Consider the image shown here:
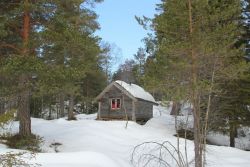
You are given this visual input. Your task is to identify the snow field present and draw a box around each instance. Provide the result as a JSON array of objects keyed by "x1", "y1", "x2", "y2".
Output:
[{"x1": 0, "y1": 105, "x2": 249, "y2": 167}]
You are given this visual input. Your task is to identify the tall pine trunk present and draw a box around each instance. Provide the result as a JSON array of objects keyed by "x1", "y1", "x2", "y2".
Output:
[
  {"x1": 18, "y1": 75, "x2": 31, "y2": 136},
  {"x1": 188, "y1": 0, "x2": 203, "y2": 166},
  {"x1": 18, "y1": 0, "x2": 31, "y2": 137},
  {"x1": 22, "y1": 0, "x2": 30, "y2": 55}
]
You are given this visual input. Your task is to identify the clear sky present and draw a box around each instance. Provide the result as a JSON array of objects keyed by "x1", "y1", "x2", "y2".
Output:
[{"x1": 94, "y1": 0, "x2": 160, "y2": 71}]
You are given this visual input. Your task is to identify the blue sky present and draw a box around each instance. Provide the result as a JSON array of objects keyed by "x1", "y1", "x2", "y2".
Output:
[{"x1": 94, "y1": 0, "x2": 160, "y2": 71}]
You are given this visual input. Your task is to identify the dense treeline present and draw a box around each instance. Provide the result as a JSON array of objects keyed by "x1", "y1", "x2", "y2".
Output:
[
  {"x1": 0, "y1": 0, "x2": 108, "y2": 136},
  {"x1": 1, "y1": 0, "x2": 250, "y2": 166}
]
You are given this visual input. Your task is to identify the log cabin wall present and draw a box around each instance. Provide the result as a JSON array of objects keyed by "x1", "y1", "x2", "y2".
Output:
[
  {"x1": 135, "y1": 100, "x2": 153, "y2": 121},
  {"x1": 99, "y1": 85, "x2": 133, "y2": 120}
]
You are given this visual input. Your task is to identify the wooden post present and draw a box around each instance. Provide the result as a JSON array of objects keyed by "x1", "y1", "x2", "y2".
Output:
[
  {"x1": 98, "y1": 101, "x2": 101, "y2": 120},
  {"x1": 132, "y1": 101, "x2": 136, "y2": 122}
]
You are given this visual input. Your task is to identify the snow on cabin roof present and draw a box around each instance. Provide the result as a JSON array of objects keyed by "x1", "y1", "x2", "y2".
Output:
[{"x1": 115, "y1": 80, "x2": 156, "y2": 103}]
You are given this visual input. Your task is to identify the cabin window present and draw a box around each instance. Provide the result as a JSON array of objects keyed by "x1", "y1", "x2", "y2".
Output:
[{"x1": 111, "y1": 98, "x2": 121, "y2": 110}]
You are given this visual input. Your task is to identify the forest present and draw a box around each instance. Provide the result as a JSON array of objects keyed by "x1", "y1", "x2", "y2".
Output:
[{"x1": 0, "y1": 0, "x2": 250, "y2": 167}]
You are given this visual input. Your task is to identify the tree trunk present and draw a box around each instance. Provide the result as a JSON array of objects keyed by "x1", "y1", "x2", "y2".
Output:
[
  {"x1": 41, "y1": 96, "x2": 44, "y2": 113},
  {"x1": 18, "y1": 75, "x2": 31, "y2": 137},
  {"x1": 68, "y1": 94, "x2": 75, "y2": 120},
  {"x1": 59, "y1": 92, "x2": 65, "y2": 117},
  {"x1": 22, "y1": 0, "x2": 30, "y2": 55},
  {"x1": 188, "y1": 0, "x2": 203, "y2": 166},
  {"x1": 56, "y1": 101, "x2": 59, "y2": 119},
  {"x1": 229, "y1": 123, "x2": 236, "y2": 147},
  {"x1": 203, "y1": 60, "x2": 216, "y2": 167},
  {"x1": 48, "y1": 103, "x2": 52, "y2": 120},
  {"x1": 193, "y1": 102, "x2": 202, "y2": 167},
  {"x1": 17, "y1": 0, "x2": 32, "y2": 137},
  {"x1": 0, "y1": 99, "x2": 5, "y2": 114},
  {"x1": 170, "y1": 101, "x2": 181, "y2": 115}
]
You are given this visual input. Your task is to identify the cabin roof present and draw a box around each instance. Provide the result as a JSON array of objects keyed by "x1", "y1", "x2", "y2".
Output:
[
  {"x1": 95, "y1": 80, "x2": 157, "y2": 104},
  {"x1": 115, "y1": 80, "x2": 156, "y2": 103}
]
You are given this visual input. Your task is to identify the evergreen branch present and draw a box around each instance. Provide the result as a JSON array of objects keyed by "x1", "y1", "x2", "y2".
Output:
[{"x1": 0, "y1": 43, "x2": 21, "y2": 53}]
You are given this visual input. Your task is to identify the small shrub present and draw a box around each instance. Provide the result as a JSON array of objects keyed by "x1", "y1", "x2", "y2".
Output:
[
  {"x1": 0, "y1": 109, "x2": 15, "y2": 129},
  {"x1": 238, "y1": 129, "x2": 246, "y2": 137},
  {"x1": 2, "y1": 134, "x2": 43, "y2": 152},
  {"x1": 131, "y1": 141, "x2": 190, "y2": 167},
  {"x1": 49, "y1": 142, "x2": 62, "y2": 153},
  {"x1": 0, "y1": 152, "x2": 40, "y2": 167},
  {"x1": 67, "y1": 116, "x2": 77, "y2": 121}
]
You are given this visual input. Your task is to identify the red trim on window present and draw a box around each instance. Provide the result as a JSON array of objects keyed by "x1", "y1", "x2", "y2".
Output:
[{"x1": 111, "y1": 98, "x2": 121, "y2": 110}]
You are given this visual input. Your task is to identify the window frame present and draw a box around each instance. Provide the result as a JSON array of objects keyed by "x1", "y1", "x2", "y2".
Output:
[{"x1": 110, "y1": 98, "x2": 121, "y2": 110}]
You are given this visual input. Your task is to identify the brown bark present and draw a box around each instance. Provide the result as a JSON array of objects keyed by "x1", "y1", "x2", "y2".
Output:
[
  {"x1": 188, "y1": 0, "x2": 203, "y2": 166},
  {"x1": 59, "y1": 92, "x2": 65, "y2": 117},
  {"x1": 170, "y1": 101, "x2": 181, "y2": 115},
  {"x1": 203, "y1": 60, "x2": 216, "y2": 166},
  {"x1": 17, "y1": 0, "x2": 32, "y2": 137},
  {"x1": 68, "y1": 94, "x2": 75, "y2": 120},
  {"x1": 193, "y1": 103, "x2": 202, "y2": 167},
  {"x1": 22, "y1": 0, "x2": 30, "y2": 56},
  {"x1": 18, "y1": 75, "x2": 31, "y2": 137},
  {"x1": 229, "y1": 123, "x2": 236, "y2": 147}
]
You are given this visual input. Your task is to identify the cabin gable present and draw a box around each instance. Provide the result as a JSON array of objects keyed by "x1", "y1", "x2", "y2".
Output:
[
  {"x1": 96, "y1": 81, "x2": 157, "y2": 122},
  {"x1": 98, "y1": 85, "x2": 134, "y2": 120}
]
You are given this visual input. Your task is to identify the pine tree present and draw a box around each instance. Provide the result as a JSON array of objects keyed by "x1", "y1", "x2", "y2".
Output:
[
  {"x1": 141, "y1": 0, "x2": 243, "y2": 166},
  {"x1": 212, "y1": 72, "x2": 250, "y2": 147},
  {"x1": 0, "y1": 0, "x2": 54, "y2": 137},
  {"x1": 41, "y1": 0, "x2": 103, "y2": 120},
  {"x1": 133, "y1": 47, "x2": 146, "y2": 85},
  {"x1": 241, "y1": 0, "x2": 250, "y2": 58},
  {"x1": 209, "y1": 0, "x2": 250, "y2": 147},
  {"x1": 112, "y1": 59, "x2": 136, "y2": 83},
  {"x1": 0, "y1": 0, "x2": 104, "y2": 133}
]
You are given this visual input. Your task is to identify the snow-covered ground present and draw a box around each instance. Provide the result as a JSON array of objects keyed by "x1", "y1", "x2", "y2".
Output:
[
  {"x1": 207, "y1": 130, "x2": 250, "y2": 151},
  {"x1": 1, "y1": 105, "x2": 250, "y2": 167}
]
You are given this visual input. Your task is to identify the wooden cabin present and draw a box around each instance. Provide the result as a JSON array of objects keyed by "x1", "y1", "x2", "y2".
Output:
[{"x1": 95, "y1": 80, "x2": 158, "y2": 122}]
